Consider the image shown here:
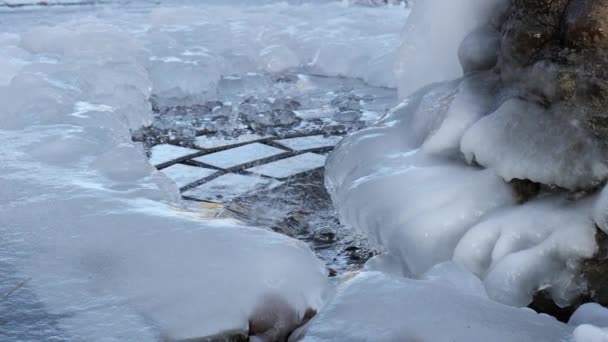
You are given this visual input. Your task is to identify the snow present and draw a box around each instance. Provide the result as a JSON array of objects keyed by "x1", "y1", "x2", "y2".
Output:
[{"x1": 295, "y1": 269, "x2": 572, "y2": 342}]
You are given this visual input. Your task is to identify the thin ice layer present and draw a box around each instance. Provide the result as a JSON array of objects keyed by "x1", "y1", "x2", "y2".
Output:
[{"x1": 461, "y1": 99, "x2": 608, "y2": 190}]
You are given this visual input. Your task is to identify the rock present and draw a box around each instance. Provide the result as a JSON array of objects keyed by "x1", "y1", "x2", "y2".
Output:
[
  {"x1": 458, "y1": 25, "x2": 500, "y2": 74},
  {"x1": 249, "y1": 293, "x2": 316, "y2": 342},
  {"x1": 565, "y1": 0, "x2": 608, "y2": 49}
]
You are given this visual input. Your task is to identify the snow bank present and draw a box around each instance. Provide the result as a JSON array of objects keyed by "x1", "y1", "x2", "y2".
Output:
[
  {"x1": 0, "y1": 14, "x2": 331, "y2": 340},
  {"x1": 294, "y1": 268, "x2": 572, "y2": 342}
]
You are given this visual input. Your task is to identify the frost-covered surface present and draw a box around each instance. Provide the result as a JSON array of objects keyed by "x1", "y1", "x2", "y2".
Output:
[{"x1": 295, "y1": 267, "x2": 573, "y2": 342}]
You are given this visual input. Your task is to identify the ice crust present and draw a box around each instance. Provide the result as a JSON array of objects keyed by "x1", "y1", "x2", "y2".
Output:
[
  {"x1": 0, "y1": 11, "x2": 343, "y2": 340},
  {"x1": 461, "y1": 99, "x2": 608, "y2": 190},
  {"x1": 326, "y1": 76, "x2": 601, "y2": 307}
]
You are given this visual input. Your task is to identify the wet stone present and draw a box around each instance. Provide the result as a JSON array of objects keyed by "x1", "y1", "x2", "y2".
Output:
[
  {"x1": 149, "y1": 144, "x2": 200, "y2": 167},
  {"x1": 193, "y1": 143, "x2": 284, "y2": 169},
  {"x1": 334, "y1": 110, "x2": 362, "y2": 123},
  {"x1": 565, "y1": 0, "x2": 608, "y2": 49}
]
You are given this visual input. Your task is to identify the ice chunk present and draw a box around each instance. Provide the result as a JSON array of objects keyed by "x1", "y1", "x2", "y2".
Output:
[
  {"x1": 295, "y1": 271, "x2": 571, "y2": 342},
  {"x1": 247, "y1": 153, "x2": 327, "y2": 179},
  {"x1": 570, "y1": 303, "x2": 608, "y2": 328},
  {"x1": 193, "y1": 143, "x2": 285, "y2": 169},
  {"x1": 461, "y1": 99, "x2": 608, "y2": 190}
]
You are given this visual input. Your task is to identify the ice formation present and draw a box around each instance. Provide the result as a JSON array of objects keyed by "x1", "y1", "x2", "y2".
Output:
[
  {"x1": 326, "y1": 54, "x2": 603, "y2": 308},
  {"x1": 395, "y1": 0, "x2": 505, "y2": 97},
  {"x1": 3, "y1": 4, "x2": 413, "y2": 338},
  {"x1": 294, "y1": 267, "x2": 573, "y2": 342},
  {"x1": 461, "y1": 99, "x2": 608, "y2": 190}
]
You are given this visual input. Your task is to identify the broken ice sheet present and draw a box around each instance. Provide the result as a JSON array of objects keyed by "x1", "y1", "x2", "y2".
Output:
[
  {"x1": 149, "y1": 144, "x2": 200, "y2": 166},
  {"x1": 193, "y1": 143, "x2": 285, "y2": 169},
  {"x1": 247, "y1": 153, "x2": 326, "y2": 179},
  {"x1": 159, "y1": 164, "x2": 217, "y2": 188},
  {"x1": 194, "y1": 133, "x2": 265, "y2": 149},
  {"x1": 276, "y1": 135, "x2": 342, "y2": 151},
  {"x1": 182, "y1": 173, "x2": 283, "y2": 202}
]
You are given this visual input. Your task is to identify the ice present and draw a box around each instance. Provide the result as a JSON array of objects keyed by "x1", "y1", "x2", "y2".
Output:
[
  {"x1": 573, "y1": 325, "x2": 608, "y2": 342},
  {"x1": 182, "y1": 173, "x2": 283, "y2": 202},
  {"x1": 325, "y1": 77, "x2": 600, "y2": 306},
  {"x1": 159, "y1": 163, "x2": 217, "y2": 188},
  {"x1": 570, "y1": 303, "x2": 608, "y2": 328},
  {"x1": 295, "y1": 270, "x2": 571, "y2": 342},
  {"x1": 0, "y1": 14, "x2": 329, "y2": 340},
  {"x1": 247, "y1": 153, "x2": 327, "y2": 179},
  {"x1": 395, "y1": 0, "x2": 504, "y2": 98},
  {"x1": 454, "y1": 196, "x2": 597, "y2": 307},
  {"x1": 149, "y1": 143, "x2": 200, "y2": 166},
  {"x1": 193, "y1": 142, "x2": 285, "y2": 169},
  {"x1": 276, "y1": 135, "x2": 343, "y2": 151},
  {"x1": 461, "y1": 99, "x2": 608, "y2": 190}
]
